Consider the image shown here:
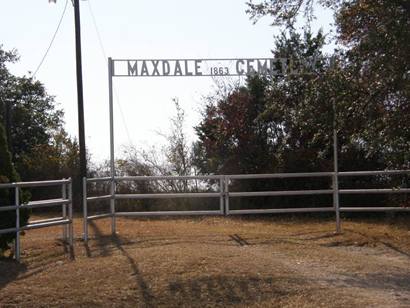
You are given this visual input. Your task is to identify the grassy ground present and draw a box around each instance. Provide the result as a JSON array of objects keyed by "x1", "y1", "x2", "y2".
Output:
[{"x1": 1, "y1": 215, "x2": 410, "y2": 307}]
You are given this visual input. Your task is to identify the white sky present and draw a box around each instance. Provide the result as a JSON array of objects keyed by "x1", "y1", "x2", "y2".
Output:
[{"x1": 1, "y1": 0, "x2": 334, "y2": 163}]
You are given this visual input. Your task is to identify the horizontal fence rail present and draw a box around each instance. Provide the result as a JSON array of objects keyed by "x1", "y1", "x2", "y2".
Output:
[
  {"x1": 0, "y1": 178, "x2": 71, "y2": 189},
  {"x1": 226, "y1": 172, "x2": 335, "y2": 179},
  {"x1": 115, "y1": 192, "x2": 221, "y2": 199},
  {"x1": 227, "y1": 207, "x2": 335, "y2": 215},
  {"x1": 82, "y1": 170, "x2": 410, "y2": 241},
  {"x1": 83, "y1": 175, "x2": 225, "y2": 241},
  {"x1": 0, "y1": 178, "x2": 73, "y2": 261},
  {"x1": 224, "y1": 173, "x2": 336, "y2": 217}
]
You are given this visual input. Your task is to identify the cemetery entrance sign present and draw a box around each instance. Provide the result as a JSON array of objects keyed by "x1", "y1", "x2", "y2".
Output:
[
  {"x1": 107, "y1": 56, "x2": 320, "y2": 177},
  {"x1": 111, "y1": 57, "x2": 317, "y2": 77}
]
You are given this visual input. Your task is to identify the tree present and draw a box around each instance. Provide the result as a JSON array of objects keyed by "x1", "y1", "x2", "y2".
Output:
[
  {"x1": 194, "y1": 76, "x2": 273, "y2": 175},
  {"x1": 336, "y1": 0, "x2": 410, "y2": 167},
  {"x1": 123, "y1": 99, "x2": 195, "y2": 193},
  {"x1": 246, "y1": 0, "x2": 410, "y2": 168},
  {"x1": 18, "y1": 129, "x2": 79, "y2": 181},
  {"x1": 194, "y1": 30, "x2": 336, "y2": 175},
  {"x1": 0, "y1": 45, "x2": 82, "y2": 205},
  {"x1": 193, "y1": 28, "x2": 392, "y2": 209},
  {"x1": 246, "y1": 0, "x2": 342, "y2": 27},
  {"x1": 0, "y1": 45, "x2": 71, "y2": 177},
  {"x1": 166, "y1": 99, "x2": 191, "y2": 179},
  {"x1": 0, "y1": 121, "x2": 29, "y2": 253}
]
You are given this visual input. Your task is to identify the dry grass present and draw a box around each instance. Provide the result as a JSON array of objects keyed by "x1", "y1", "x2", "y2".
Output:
[{"x1": 1, "y1": 215, "x2": 410, "y2": 307}]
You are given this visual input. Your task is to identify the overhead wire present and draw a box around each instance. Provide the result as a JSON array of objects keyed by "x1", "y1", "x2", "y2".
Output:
[
  {"x1": 33, "y1": 0, "x2": 69, "y2": 77},
  {"x1": 86, "y1": 0, "x2": 134, "y2": 147}
]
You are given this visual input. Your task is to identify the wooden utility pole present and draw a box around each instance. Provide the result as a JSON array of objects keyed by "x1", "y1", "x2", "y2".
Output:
[{"x1": 73, "y1": 0, "x2": 87, "y2": 198}]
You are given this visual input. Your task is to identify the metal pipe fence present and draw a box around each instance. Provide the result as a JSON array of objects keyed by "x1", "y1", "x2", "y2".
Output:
[
  {"x1": 0, "y1": 178, "x2": 73, "y2": 261},
  {"x1": 82, "y1": 170, "x2": 410, "y2": 241},
  {"x1": 2, "y1": 171, "x2": 406, "y2": 261},
  {"x1": 83, "y1": 175, "x2": 224, "y2": 241}
]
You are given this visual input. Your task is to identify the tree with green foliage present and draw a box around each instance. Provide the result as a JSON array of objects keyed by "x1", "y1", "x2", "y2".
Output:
[
  {"x1": 0, "y1": 121, "x2": 29, "y2": 253},
  {"x1": 0, "y1": 45, "x2": 82, "y2": 206},
  {"x1": 246, "y1": 0, "x2": 410, "y2": 168},
  {"x1": 336, "y1": 0, "x2": 410, "y2": 167},
  {"x1": 193, "y1": 28, "x2": 395, "y2": 209},
  {"x1": 0, "y1": 46, "x2": 67, "y2": 177}
]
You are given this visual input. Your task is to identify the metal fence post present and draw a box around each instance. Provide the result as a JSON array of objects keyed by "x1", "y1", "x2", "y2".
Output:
[
  {"x1": 62, "y1": 180, "x2": 68, "y2": 242},
  {"x1": 15, "y1": 186, "x2": 20, "y2": 262},
  {"x1": 333, "y1": 121, "x2": 341, "y2": 233},
  {"x1": 83, "y1": 177, "x2": 88, "y2": 241},
  {"x1": 219, "y1": 177, "x2": 224, "y2": 215},
  {"x1": 68, "y1": 179, "x2": 74, "y2": 246},
  {"x1": 333, "y1": 172, "x2": 341, "y2": 233},
  {"x1": 108, "y1": 57, "x2": 116, "y2": 236},
  {"x1": 224, "y1": 176, "x2": 230, "y2": 215},
  {"x1": 110, "y1": 178, "x2": 116, "y2": 235},
  {"x1": 332, "y1": 99, "x2": 341, "y2": 233}
]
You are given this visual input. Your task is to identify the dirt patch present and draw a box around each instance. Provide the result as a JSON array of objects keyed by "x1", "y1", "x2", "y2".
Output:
[{"x1": 1, "y1": 216, "x2": 410, "y2": 307}]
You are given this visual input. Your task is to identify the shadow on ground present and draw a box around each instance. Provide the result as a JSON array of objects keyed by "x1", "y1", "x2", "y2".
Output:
[
  {"x1": 85, "y1": 221, "x2": 300, "y2": 306},
  {"x1": 0, "y1": 258, "x2": 27, "y2": 290},
  {"x1": 165, "y1": 275, "x2": 293, "y2": 307},
  {"x1": 0, "y1": 239, "x2": 74, "y2": 290}
]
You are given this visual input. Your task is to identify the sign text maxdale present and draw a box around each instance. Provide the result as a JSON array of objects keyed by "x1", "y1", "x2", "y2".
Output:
[{"x1": 111, "y1": 58, "x2": 317, "y2": 77}]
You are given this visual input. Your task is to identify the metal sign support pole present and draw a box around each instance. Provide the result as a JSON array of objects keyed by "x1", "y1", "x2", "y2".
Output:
[{"x1": 108, "y1": 57, "x2": 116, "y2": 234}]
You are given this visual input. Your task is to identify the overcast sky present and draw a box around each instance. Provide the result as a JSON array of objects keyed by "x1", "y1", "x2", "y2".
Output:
[{"x1": 1, "y1": 0, "x2": 334, "y2": 163}]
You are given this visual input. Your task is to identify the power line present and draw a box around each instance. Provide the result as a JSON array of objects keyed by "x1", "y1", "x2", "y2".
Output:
[
  {"x1": 87, "y1": 0, "x2": 134, "y2": 147},
  {"x1": 33, "y1": 0, "x2": 69, "y2": 77}
]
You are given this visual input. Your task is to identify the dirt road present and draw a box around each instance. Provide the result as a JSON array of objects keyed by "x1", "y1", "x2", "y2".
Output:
[{"x1": 1, "y1": 216, "x2": 410, "y2": 307}]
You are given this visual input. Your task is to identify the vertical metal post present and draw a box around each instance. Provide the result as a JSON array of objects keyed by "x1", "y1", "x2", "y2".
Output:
[
  {"x1": 83, "y1": 177, "x2": 88, "y2": 241},
  {"x1": 108, "y1": 57, "x2": 116, "y2": 235},
  {"x1": 68, "y1": 179, "x2": 74, "y2": 246},
  {"x1": 14, "y1": 186, "x2": 20, "y2": 262},
  {"x1": 219, "y1": 177, "x2": 224, "y2": 215},
  {"x1": 333, "y1": 101, "x2": 341, "y2": 233},
  {"x1": 62, "y1": 181, "x2": 67, "y2": 242},
  {"x1": 110, "y1": 179, "x2": 116, "y2": 235},
  {"x1": 108, "y1": 58, "x2": 115, "y2": 180},
  {"x1": 224, "y1": 176, "x2": 230, "y2": 215}
]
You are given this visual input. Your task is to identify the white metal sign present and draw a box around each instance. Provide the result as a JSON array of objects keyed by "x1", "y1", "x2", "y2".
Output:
[{"x1": 112, "y1": 57, "x2": 318, "y2": 77}]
